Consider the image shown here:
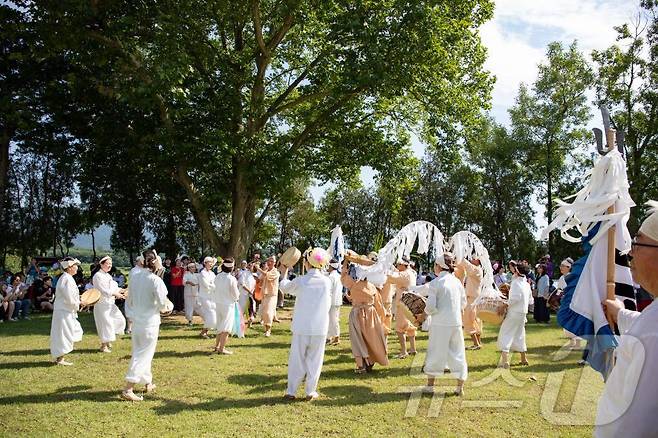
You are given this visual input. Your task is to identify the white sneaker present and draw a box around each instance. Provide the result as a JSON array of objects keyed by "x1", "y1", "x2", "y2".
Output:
[{"x1": 56, "y1": 359, "x2": 73, "y2": 366}]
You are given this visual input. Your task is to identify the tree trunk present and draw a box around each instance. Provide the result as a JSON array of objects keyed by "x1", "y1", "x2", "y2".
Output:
[
  {"x1": 174, "y1": 165, "x2": 225, "y2": 255},
  {"x1": 227, "y1": 161, "x2": 256, "y2": 259},
  {"x1": 546, "y1": 141, "x2": 553, "y2": 257},
  {"x1": 91, "y1": 229, "x2": 97, "y2": 259},
  {"x1": 0, "y1": 126, "x2": 12, "y2": 214}
]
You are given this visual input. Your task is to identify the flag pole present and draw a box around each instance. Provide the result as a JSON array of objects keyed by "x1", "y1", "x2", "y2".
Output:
[{"x1": 604, "y1": 127, "x2": 617, "y2": 329}]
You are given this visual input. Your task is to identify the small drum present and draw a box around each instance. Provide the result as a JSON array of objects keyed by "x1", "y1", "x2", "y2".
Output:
[
  {"x1": 400, "y1": 292, "x2": 427, "y2": 325},
  {"x1": 160, "y1": 298, "x2": 174, "y2": 316},
  {"x1": 280, "y1": 247, "x2": 301, "y2": 267},
  {"x1": 476, "y1": 296, "x2": 506, "y2": 324},
  {"x1": 80, "y1": 288, "x2": 101, "y2": 307},
  {"x1": 344, "y1": 253, "x2": 375, "y2": 266}
]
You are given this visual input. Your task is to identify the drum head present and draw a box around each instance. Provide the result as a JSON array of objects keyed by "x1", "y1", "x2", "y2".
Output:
[
  {"x1": 80, "y1": 288, "x2": 101, "y2": 306},
  {"x1": 280, "y1": 247, "x2": 301, "y2": 267}
]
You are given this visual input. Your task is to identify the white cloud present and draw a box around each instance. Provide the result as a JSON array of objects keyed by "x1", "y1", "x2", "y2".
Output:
[{"x1": 482, "y1": 0, "x2": 641, "y2": 124}]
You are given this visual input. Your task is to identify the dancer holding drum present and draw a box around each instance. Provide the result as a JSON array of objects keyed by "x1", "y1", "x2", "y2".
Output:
[
  {"x1": 497, "y1": 261, "x2": 532, "y2": 368},
  {"x1": 92, "y1": 256, "x2": 126, "y2": 353},
  {"x1": 50, "y1": 257, "x2": 84, "y2": 366},
  {"x1": 122, "y1": 250, "x2": 168, "y2": 401},
  {"x1": 341, "y1": 259, "x2": 389, "y2": 374},
  {"x1": 422, "y1": 252, "x2": 468, "y2": 395}
]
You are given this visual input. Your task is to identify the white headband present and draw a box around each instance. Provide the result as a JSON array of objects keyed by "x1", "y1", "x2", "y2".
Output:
[
  {"x1": 639, "y1": 201, "x2": 658, "y2": 243},
  {"x1": 99, "y1": 256, "x2": 111, "y2": 265}
]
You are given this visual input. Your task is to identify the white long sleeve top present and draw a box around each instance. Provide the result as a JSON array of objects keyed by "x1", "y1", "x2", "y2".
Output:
[
  {"x1": 423, "y1": 271, "x2": 466, "y2": 327},
  {"x1": 507, "y1": 276, "x2": 533, "y2": 315},
  {"x1": 328, "y1": 270, "x2": 343, "y2": 307},
  {"x1": 53, "y1": 272, "x2": 80, "y2": 313},
  {"x1": 125, "y1": 269, "x2": 168, "y2": 328},
  {"x1": 198, "y1": 269, "x2": 215, "y2": 296},
  {"x1": 595, "y1": 300, "x2": 658, "y2": 437},
  {"x1": 238, "y1": 269, "x2": 255, "y2": 296},
  {"x1": 214, "y1": 272, "x2": 240, "y2": 306},
  {"x1": 92, "y1": 270, "x2": 119, "y2": 305},
  {"x1": 183, "y1": 272, "x2": 199, "y2": 296},
  {"x1": 280, "y1": 268, "x2": 332, "y2": 336}
]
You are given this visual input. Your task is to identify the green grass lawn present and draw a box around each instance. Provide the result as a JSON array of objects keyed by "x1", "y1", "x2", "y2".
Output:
[{"x1": 0, "y1": 307, "x2": 601, "y2": 437}]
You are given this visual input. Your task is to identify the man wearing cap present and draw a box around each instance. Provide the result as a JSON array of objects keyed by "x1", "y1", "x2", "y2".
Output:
[
  {"x1": 50, "y1": 257, "x2": 84, "y2": 366},
  {"x1": 257, "y1": 256, "x2": 280, "y2": 337},
  {"x1": 595, "y1": 202, "x2": 658, "y2": 437},
  {"x1": 386, "y1": 256, "x2": 417, "y2": 359},
  {"x1": 197, "y1": 257, "x2": 217, "y2": 339},
  {"x1": 280, "y1": 248, "x2": 332, "y2": 400},
  {"x1": 326, "y1": 259, "x2": 343, "y2": 346},
  {"x1": 422, "y1": 252, "x2": 468, "y2": 395}
]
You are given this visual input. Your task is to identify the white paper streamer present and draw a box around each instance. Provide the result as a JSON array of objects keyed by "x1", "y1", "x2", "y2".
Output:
[{"x1": 541, "y1": 150, "x2": 634, "y2": 251}]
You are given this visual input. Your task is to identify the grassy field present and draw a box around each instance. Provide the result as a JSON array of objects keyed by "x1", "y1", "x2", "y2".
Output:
[{"x1": 0, "y1": 307, "x2": 601, "y2": 437}]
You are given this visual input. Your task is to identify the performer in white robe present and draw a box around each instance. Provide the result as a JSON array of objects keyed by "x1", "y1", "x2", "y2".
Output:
[
  {"x1": 197, "y1": 256, "x2": 217, "y2": 339},
  {"x1": 237, "y1": 261, "x2": 256, "y2": 326},
  {"x1": 92, "y1": 256, "x2": 126, "y2": 353},
  {"x1": 50, "y1": 257, "x2": 84, "y2": 365},
  {"x1": 497, "y1": 262, "x2": 533, "y2": 368},
  {"x1": 421, "y1": 252, "x2": 467, "y2": 395},
  {"x1": 280, "y1": 248, "x2": 332, "y2": 401},
  {"x1": 183, "y1": 262, "x2": 201, "y2": 325},
  {"x1": 213, "y1": 258, "x2": 241, "y2": 354},
  {"x1": 326, "y1": 259, "x2": 343, "y2": 345},
  {"x1": 122, "y1": 250, "x2": 168, "y2": 401},
  {"x1": 595, "y1": 202, "x2": 658, "y2": 437},
  {"x1": 126, "y1": 256, "x2": 144, "y2": 334}
]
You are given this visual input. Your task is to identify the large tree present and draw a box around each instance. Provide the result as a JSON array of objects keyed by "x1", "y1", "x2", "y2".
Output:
[
  {"x1": 20, "y1": 0, "x2": 494, "y2": 258},
  {"x1": 592, "y1": 9, "x2": 658, "y2": 232},
  {"x1": 509, "y1": 41, "x2": 594, "y2": 256}
]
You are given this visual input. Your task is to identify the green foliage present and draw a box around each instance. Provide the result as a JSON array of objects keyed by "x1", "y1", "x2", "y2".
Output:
[
  {"x1": 509, "y1": 41, "x2": 594, "y2": 255},
  {"x1": 3, "y1": 0, "x2": 495, "y2": 258},
  {"x1": 592, "y1": 10, "x2": 658, "y2": 232}
]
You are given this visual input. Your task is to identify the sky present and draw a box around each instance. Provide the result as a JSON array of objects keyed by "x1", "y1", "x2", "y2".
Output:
[{"x1": 75, "y1": 0, "x2": 643, "y2": 249}]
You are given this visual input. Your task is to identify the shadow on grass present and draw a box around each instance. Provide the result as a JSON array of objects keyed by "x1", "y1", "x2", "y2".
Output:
[
  {"x1": 1, "y1": 348, "x2": 101, "y2": 357},
  {"x1": 153, "y1": 384, "x2": 407, "y2": 415},
  {"x1": 0, "y1": 388, "x2": 122, "y2": 405},
  {"x1": 0, "y1": 361, "x2": 55, "y2": 370}
]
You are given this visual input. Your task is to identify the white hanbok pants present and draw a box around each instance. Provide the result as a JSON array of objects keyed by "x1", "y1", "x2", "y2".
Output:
[
  {"x1": 287, "y1": 334, "x2": 326, "y2": 396},
  {"x1": 424, "y1": 325, "x2": 468, "y2": 381},
  {"x1": 125, "y1": 324, "x2": 159, "y2": 385},
  {"x1": 327, "y1": 305, "x2": 341, "y2": 338},
  {"x1": 184, "y1": 292, "x2": 202, "y2": 322},
  {"x1": 94, "y1": 302, "x2": 126, "y2": 343},
  {"x1": 497, "y1": 311, "x2": 527, "y2": 353},
  {"x1": 50, "y1": 310, "x2": 83, "y2": 359},
  {"x1": 198, "y1": 294, "x2": 216, "y2": 329}
]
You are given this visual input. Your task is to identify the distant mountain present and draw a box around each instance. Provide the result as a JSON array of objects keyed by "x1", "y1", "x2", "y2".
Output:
[{"x1": 73, "y1": 224, "x2": 112, "y2": 250}]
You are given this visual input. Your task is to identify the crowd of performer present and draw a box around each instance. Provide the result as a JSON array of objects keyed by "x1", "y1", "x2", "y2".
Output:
[{"x1": 40, "y1": 204, "x2": 658, "y2": 435}]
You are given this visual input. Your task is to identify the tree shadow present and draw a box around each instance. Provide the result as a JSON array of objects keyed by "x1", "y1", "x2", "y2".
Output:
[
  {"x1": 0, "y1": 347, "x2": 102, "y2": 357},
  {"x1": 152, "y1": 384, "x2": 407, "y2": 415},
  {"x1": 0, "y1": 385, "x2": 122, "y2": 405},
  {"x1": 0, "y1": 361, "x2": 55, "y2": 370}
]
